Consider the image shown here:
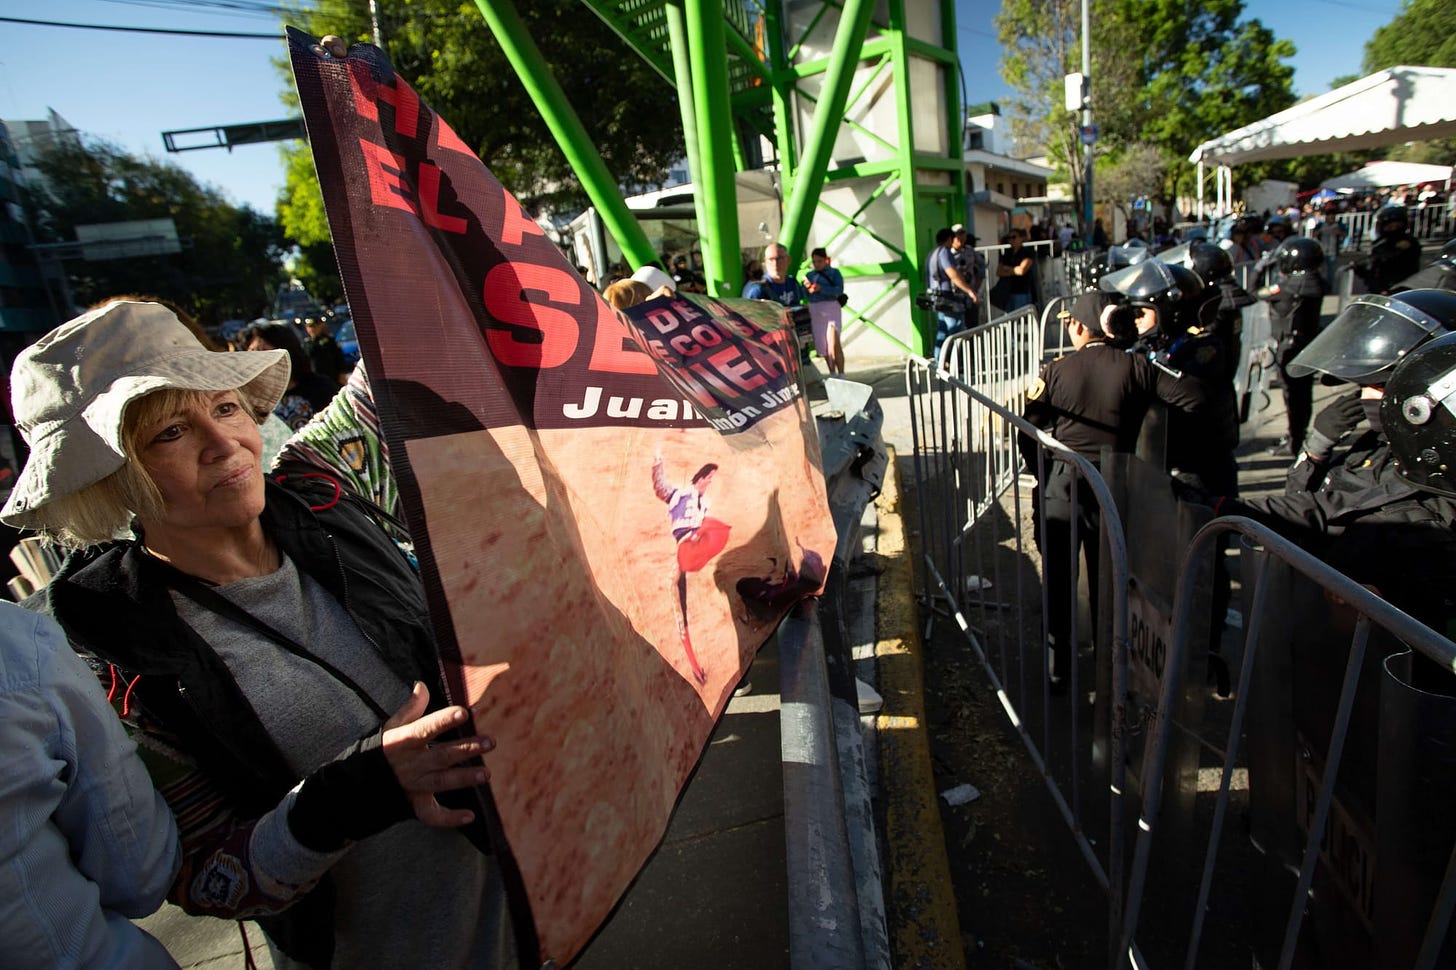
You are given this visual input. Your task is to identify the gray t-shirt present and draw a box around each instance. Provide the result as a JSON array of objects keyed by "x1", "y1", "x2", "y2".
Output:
[{"x1": 173, "y1": 555, "x2": 512, "y2": 969}]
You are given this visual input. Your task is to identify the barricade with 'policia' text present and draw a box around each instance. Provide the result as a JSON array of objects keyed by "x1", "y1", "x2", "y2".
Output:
[
  {"x1": 907, "y1": 325, "x2": 1456, "y2": 968},
  {"x1": 1117, "y1": 516, "x2": 1456, "y2": 970}
]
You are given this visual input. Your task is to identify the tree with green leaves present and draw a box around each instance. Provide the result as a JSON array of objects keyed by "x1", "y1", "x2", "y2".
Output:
[
  {"x1": 1359, "y1": 0, "x2": 1456, "y2": 165},
  {"x1": 994, "y1": 0, "x2": 1138, "y2": 225},
  {"x1": 1097, "y1": 143, "x2": 1166, "y2": 225},
  {"x1": 1362, "y1": 0, "x2": 1456, "y2": 73},
  {"x1": 996, "y1": 0, "x2": 1296, "y2": 218},
  {"x1": 24, "y1": 137, "x2": 286, "y2": 323},
  {"x1": 276, "y1": 0, "x2": 685, "y2": 283}
]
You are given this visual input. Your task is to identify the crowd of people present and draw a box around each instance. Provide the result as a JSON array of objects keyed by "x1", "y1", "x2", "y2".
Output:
[{"x1": 1011, "y1": 208, "x2": 1456, "y2": 691}]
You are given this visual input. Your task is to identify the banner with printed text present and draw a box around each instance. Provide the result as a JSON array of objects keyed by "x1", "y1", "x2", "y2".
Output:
[{"x1": 287, "y1": 29, "x2": 834, "y2": 965}]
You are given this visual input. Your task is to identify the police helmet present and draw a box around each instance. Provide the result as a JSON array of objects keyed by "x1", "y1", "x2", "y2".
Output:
[
  {"x1": 1105, "y1": 240, "x2": 1152, "y2": 272},
  {"x1": 1381, "y1": 329, "x2": 1456, "y2": 497},
  {"x1": 1288, "y1": 289, "x2": 1456, "y2": 383},
  {"x1": 1276, "y1": 236, "x2": 1325, "y2": 275},
  {"x1": 1154, "y1": 241, "x2": 1192, "y2": 267},
  {"x1": 1375, "y1": 205, "x2": 1408, "y2": 233},
  {"x1": 1264, "y1": 215, "x2": 1290, "y2": 235},
  {"x1": 1185, "y1": 226, "x2": 1209, "y2": 242},
  {"x1": 1437, "y1": 237, "x2": 1456, "y2": 269},
  {"x1": 1188, "y1": 242, "x2": 1234, "y2": 284},
  {"x1": 1100, "y1": 259, "x2": 1203, "y2": 307}
]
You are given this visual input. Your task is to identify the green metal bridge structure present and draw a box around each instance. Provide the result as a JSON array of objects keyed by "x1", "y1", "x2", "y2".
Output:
[{"x1": 472, "y1": 0, "x2": 967, "y2": 357}]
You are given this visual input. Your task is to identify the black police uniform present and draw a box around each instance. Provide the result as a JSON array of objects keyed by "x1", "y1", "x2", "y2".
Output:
[
  {"x1": 1265, "y1": 271, "x2": 1327, "y2": 454},
  {"x1": 1219, "y1": 465, "x2": 1456, "y2": 638},
  {"x1": 1359, "y1": 231, "x2": 1422, "y2": 295},
  {"x1": 1204, "y1": 279, "x2": 1255, "y2": 383},
  {"x1": 1160, "y1": 326, "x2": 1242, "y2": 495},
  {"x1": 1021, "y1": 342, "x2": 1208, "y2": 682}
]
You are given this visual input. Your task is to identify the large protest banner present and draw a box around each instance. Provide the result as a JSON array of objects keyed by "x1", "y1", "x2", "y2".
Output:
[{"x1": 287, "y1": 30, "x2": 835, "y2": 964}]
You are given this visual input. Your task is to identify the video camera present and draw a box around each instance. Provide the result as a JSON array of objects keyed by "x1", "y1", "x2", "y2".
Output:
[{"x1": 914, "y1": 290, "x2": 972, "y2": 317}]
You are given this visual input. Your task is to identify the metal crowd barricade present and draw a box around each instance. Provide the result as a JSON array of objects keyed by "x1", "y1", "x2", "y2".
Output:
[
  {"x1": 1338, "y1": 205, "x2": 1453, "y2": 249},
  {"x1": 1117, "y1": 516, "x2": 1456, "y2": 970},
  {"x1": 905, "y1": 346, "x2": 1133, "y2": 949},
  {"x1": 973, "y1": 238, "x2": 1062, "y2": 310}
]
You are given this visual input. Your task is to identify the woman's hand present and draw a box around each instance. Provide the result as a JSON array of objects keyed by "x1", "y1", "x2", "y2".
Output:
[{"x1": 382, "y1": 682, "x2": 493, "y2": 828}]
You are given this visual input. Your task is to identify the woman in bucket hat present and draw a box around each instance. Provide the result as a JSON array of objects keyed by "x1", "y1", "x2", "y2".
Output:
[{"x1": 7, "y1": 301, "x2": 512, "y2": 969}]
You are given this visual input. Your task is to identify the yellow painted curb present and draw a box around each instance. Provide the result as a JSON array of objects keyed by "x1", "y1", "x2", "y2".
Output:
[{"x1": 876, "y1": 446, "x2": 967, "y2": 970}]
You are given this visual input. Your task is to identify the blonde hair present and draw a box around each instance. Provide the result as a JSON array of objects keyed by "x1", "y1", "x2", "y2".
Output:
[
  {"x1": 603, "y1": 279, "x2": 653, "y2": 309},
  {"x1": 29, "y1": 388, "x2": 242, "y2": 550}
]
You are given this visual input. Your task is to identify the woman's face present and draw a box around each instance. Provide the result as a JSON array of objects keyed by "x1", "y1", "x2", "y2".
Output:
[{"x1": 134, "y1": 390, "x2": 266, "y2": 534}]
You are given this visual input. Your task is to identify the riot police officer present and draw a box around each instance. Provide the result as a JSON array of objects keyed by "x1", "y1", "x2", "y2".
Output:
[
  {"x1": 1188, "y1": 242, "x2": 1255, "y2": 383},
  {"x1": 1210, "y1": 328, "x2": 1456, "y2": 637},
  {"x1": 1390, "y1": 237, "x2": 1456, "y2": 294},
  {"x1": 1100, "y1": 258, "x2": 1241, "y2": 493},
  {"x1": 1260, "y1": 236, "x2": 1329, "y2": 456},
  {"x1": 1283, "y1": 288, "x2": 1456, "y2": 494},
  {"x1": 1021, "y1": 290, "x2": 1209, "y2": 688},
  {"x1": 1354, "y1": 205, "x2": 1423, "y2": 295}
]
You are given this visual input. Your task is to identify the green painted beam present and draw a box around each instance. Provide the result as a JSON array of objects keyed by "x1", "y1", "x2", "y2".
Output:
[
  {"x1": 780, "y1": 0, "x2": 876, "y2": 262},
  {"x1": 684, "y1": 0, "x2": 742, "y2": 296},
  {"x1": 473, "y1": 0, "x2": 659, "y2": 269},
  {"x1": 664, "y1": 2, "x2": 704, "y2": 202}
]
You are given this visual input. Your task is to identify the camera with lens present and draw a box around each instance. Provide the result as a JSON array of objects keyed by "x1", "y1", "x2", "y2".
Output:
[
  {"x1": 788, "y1": 304, "x2": 814, "y2": 349},
  {"x1": 914, "y1": 290, "x2": 971, "y2": 316}
]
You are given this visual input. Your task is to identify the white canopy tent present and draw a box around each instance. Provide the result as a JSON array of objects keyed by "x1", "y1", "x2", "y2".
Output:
[
  {"x1": 1320, "y1": 160, "x2": 1453, "y2": 190},
  {"x1": 1186, "y1": 66, "x2": 1456, "y2": 214}
]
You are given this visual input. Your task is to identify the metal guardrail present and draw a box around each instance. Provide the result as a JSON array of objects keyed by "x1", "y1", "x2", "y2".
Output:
[
  {"x1": 906, "y1": 331, "x2": 1456, "y2": 967},
  {"x1": 1335, "y1": 206, "x2": 1453, "y2": 250},
  {"x1": 1117, "y1": 516, "x2": 1456, "y2": 970},
  {"x1": 906, "y1": 348, "x2": 1133, "y2": 950},
  {"x1": 780, "y1": 377, "x2": 890, "y2": 970}
]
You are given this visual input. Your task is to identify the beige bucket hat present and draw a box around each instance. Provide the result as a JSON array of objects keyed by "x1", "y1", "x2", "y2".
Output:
[{"x1": 1, "y1": 301, "x2": 291, "y2": 530}]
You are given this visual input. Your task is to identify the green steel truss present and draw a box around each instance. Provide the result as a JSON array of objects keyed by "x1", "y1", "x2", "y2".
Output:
[{"x1": 475, "y1": 0, "x2": 966, "y2": 354}]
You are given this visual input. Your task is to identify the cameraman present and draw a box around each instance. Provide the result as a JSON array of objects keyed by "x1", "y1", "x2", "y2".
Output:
[{"x1": 928, "y1": 227, "x2": 979, "y2": 355}]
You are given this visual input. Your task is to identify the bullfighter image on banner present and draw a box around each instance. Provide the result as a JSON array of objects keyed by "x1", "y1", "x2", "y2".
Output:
[{"x1": 286, "y1": 28, "x2": 835, "y2": 966}]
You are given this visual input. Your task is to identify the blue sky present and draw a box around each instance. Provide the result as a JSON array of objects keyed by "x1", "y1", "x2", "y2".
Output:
[{"x1": 0, "y1": 0, "x2": 1408, "y2": 215}]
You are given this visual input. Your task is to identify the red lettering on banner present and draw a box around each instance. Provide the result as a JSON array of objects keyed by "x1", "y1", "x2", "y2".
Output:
[
  {"x1": 348, "y1": 61, "x2": 420, "y2": 136},
  {"x1": 358, "y1": 139, "x2": 416, "y2": 215},
  {"x1": 434, "y1": 117, "x2": 475, "y2": 157},
  {"x1": 644, "y1": 309, "x2": 681, "y2": 336},
  {"x1": 501, "y1": 188, "x2": 545, "y2": 246},
  {"x1": 481, "y1": 262, "x2": 580, "y2": 369},
  {"x1": 708, "y1": 346, "x2": 769, "y2": 392},
  {"x1": 417, "y1": 164, "x2": 467, "y2": 234},
  {"x1": 688, "y1": 324, "x2": 723, "y2": 349},
  {"x1": 669, "y1": 299, "x2": 704, "y2": 323},
  {"x1": 590, "y1": 302, "x2": 658, "y2": 375}
]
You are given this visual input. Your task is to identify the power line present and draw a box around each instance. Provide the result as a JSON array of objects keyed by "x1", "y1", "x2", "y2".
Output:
[
  {"x1": 92, "y1": 0, "x2": 300, "y2": 18},
  {"x1": 0, "y1": 14, "x2": 282, "y2": 39}
]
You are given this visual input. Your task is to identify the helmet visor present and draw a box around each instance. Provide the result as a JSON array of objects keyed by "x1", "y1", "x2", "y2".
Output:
[{"x1": 1288, "y1": 296, "x2": 1445, "y2": 381}]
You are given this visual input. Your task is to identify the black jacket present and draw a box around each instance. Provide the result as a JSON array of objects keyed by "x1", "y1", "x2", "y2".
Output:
[
  {"x1": 1224, "y1": 469, "x2": 1456, "y2": 638},
  {"x1": 45, "y1": 474, "x2": 453, "y2": 968},
  {"x1": 1265, "y1": 271, "x2": 1326, "y2": 347}
]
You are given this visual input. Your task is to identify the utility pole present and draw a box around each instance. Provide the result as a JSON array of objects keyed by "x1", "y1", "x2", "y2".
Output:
[
  {"x1": 1081, "y1": 0, "x2": 1094, "y2": 245},
  {"x1": 1083, "y1": 0, "x2": 1094, "y2": 246}
]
